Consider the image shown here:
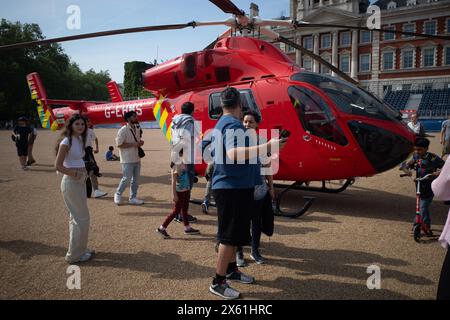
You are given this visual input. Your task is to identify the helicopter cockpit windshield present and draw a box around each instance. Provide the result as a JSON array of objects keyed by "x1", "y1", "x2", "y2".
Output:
[{"x1": 291, "y1": 72, "x2": 402, "y2": 121}]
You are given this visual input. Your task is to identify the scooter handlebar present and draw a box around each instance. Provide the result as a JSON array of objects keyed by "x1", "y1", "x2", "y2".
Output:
[{"x1": 415, "y1": 173, "x2": 434, "y2": 182}]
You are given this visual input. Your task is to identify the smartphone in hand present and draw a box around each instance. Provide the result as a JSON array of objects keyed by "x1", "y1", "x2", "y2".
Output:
[{"x1": 280, "y1": 129, "x2": 291, "y2": 140}]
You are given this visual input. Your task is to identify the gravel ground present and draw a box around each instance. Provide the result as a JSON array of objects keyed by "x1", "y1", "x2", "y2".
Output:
[{"x1": 0, "y1": 129, "x2": 447, "y2": 300}]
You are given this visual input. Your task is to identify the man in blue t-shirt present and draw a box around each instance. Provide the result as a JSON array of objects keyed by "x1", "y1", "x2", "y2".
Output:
[{"x1": 208, "y1": 87, "x2": 286, "y2": 300}]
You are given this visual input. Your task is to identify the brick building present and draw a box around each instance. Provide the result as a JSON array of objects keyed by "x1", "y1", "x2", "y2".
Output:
[{"x1": 272, "y1": 0, "x2": 450, "y2": 101}]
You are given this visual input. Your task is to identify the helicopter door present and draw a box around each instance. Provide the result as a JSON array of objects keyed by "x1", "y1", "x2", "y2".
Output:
[{"x1": 288, "y1": 86, "x2": 352, "y2": 176}]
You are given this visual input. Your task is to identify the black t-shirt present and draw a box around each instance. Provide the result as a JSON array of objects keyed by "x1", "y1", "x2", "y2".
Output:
[
  {"x1": 406, "y1": 152, "x2": 445, "y2": 198},
  {"x1": 13, "y1": 125, "x2": 33, "y2": 145}
]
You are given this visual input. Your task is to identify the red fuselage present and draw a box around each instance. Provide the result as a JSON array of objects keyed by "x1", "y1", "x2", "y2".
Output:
[{"x1": 48, "y1": 37, "x2": 415, "y2": 182}]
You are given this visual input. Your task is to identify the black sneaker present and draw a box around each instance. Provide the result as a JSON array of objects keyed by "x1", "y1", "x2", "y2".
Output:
[
  {"x1": 156, "y1": 227, "x2": 170, "y2": 239},
  {"x1": 209, "y1": 281, "x2": 240, "y2": 300},
  {"x1": 425, "y1": 230, "x2": 434, "y2": 237},
  {"x1": 184, "y1": 227, "x2": 200, "y2": 235},
  {"x1": 226, "y1": 270, "x2": 255, "y2": 284},
  {"x1": 175, "y1": 214, "x2": 197, "y2": 223},
  {"x1": 236, "y1": 250, "x2": 246, "y2": 267},
  {"x1": 250, "y1": 252, "x2": 265, "y2": 264}
]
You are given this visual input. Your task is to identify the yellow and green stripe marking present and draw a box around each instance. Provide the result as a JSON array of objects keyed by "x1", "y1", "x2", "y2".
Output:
[{"x1": 153, "y1": 95, "x2": 173, "y2": 142}]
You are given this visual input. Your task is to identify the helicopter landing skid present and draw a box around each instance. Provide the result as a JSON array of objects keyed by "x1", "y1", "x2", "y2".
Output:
[
  {"x1": 189, "y1": 186, "x2": 314, "y2": 219},
  {"x1": 274, "y1": 179, "x2": 355, "y2": 194},
  {"x1": 274, "y1": 182, "x2": 315, "y2": 219}
]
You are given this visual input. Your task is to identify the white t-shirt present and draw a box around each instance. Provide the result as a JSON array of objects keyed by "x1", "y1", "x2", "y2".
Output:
[
  {"x1": 60, "y1": 136, "x2": 85, "y2": 168},
  {"x1": 86, "y1": 128, "x2": 96, "y2": 148},
  {"x1": 115, "y1": 124, "x2": 141, "y2": 164},
  {"x1": 408, "y1": 121, "x2": 422, "y2": 135}
]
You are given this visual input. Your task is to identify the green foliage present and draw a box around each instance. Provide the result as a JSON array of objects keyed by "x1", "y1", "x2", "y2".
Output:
[
  {"x1": 124, "y1": 61, "x2": 153, "y2": 99},
  {"x1": 0, "y1": 19, "x2": 111, "y2": 122}
]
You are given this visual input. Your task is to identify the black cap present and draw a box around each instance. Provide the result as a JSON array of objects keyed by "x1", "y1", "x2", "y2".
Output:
[
  {"x1": 17, "y1": 116, "x2": 28, "y2": 122},
  {"x1": 124, "y1": 111, "x2": 137, "y2": 121}
]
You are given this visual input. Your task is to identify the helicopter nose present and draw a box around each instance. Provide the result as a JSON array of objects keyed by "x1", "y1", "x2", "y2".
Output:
[{"x1": 347, "y1": 121, "x2": 414, "y2": 173}]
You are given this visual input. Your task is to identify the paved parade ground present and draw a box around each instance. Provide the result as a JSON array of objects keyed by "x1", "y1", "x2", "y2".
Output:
[{"x1": 0, "y1": 129, "x2": 448, "y2": 300}]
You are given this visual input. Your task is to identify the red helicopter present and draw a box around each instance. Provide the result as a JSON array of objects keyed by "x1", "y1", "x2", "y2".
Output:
[{"x1": 4, "y1": 0, "x2": 448, "y2": 217}]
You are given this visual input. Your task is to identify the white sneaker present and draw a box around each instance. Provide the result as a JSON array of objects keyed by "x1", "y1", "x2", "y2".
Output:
[
  {"x1": 114, "y1": 193, "x2": 122, "y2": 205},
  {"x1": 128, "y1": 198, "x2": 144, "y2": 205},
  {"x1": 93, "y1": 190, "x2": 108, "y2": 198}
]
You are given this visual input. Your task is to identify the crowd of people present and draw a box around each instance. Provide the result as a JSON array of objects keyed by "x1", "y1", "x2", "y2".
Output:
[{"x1": 9, "y1": 93, "x2": 450, "y2": 300}]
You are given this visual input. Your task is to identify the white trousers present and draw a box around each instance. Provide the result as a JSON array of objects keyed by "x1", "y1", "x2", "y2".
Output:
[{"x1": 60, "y1": 170, "x2": 90, "y2": 263}]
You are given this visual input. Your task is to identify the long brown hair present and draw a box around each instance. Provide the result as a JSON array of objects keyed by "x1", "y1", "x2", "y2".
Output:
[{"x1": 55, "y1": 114, "x2": 88, "y2": 155}]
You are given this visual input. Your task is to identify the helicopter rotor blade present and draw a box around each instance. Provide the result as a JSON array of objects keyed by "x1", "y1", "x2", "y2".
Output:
[
  {"x1": 0, "y1": 21, "x2": 235, "y2": 51},
  {"x1": 257, "y1": 19, "x2": 450, "y2": 41},
  {"x1": 209, "y1": 0, "x2": 245, "y2": 16},
  {"x1": 279, "y1": 36, "x2": 359, "y2": 85},
  {"x1": 260, "y1": 28, "x2": 358, "y2": 85},
  {"x1": 295, "y1": 21, "x2": 450, "y2": 40},
  {"x1": 0, "y1": 23, "x2": 196, "y2": 51}
]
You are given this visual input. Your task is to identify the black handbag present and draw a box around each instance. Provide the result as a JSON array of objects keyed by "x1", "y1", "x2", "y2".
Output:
[
  {"x1": 138, "y1": 147, "x2": 146, "y2": 158},
  {"x1": 261, "y1": 193, "x2": 274, "y2": 237},
  {"x1": 130, "y1": 127, "x2": 145, "y2": 158}
]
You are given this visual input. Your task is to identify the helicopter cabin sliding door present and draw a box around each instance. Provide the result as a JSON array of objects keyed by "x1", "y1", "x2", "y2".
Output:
[{"x1": 287, "y1": 85, "x2": 354, "y2": 181}]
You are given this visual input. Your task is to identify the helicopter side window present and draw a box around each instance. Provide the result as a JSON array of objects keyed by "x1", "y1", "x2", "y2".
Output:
[
  {"x1": 209, "y1": 89, "x2": 262, "y2": 120},
  {"x1": 288, "y1": 86, "x2": 348, "y2": 146},
  {"x1": 291, "y1": 72, "x2": 401, "y2": 121}
]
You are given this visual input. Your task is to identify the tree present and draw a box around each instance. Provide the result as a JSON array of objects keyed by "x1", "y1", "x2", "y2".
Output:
[
  {"x1": 0, "y1": 19, "x2": 111, "y2": 122},
  {"x1": 123, "y1": 61, "x2": 154, "y2": 99}
]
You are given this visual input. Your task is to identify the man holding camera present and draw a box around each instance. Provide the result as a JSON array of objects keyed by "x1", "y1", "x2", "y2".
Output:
[
  {"x1": 114, "y1": 111, "x2": 145, "y2": 205},
  {"x1": 208, "y1": 87, "x2": 287, "y2": 300}
]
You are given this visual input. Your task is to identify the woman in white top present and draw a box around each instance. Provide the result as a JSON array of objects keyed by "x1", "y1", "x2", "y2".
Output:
[{"x1": 55, "y1": 114, "x2": 94, "y2": 264}]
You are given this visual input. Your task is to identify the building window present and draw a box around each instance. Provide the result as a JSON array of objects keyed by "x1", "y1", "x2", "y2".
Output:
[
  {"x1": 303, "y1": 36, "x2": 313, "y2": 50},
  {"x1": 403, "y1": 23, "x2": 415, "y2": 38},
  {"x1": 424, "y1": 21, "x2": 437, "y2": 35},
  {"x1": 383, "y1": 51, "x2": 395, "y2": 70},
  {"x1": 383, "y1": 26, "x2": 395, "y2": 41},
  {"x1": 340, "y1": 54, "x2": 350, "y2": 73},
  {"x1": 402, "y1": 49, "x2": 414, "y2": 69},
  {"x1": 340, "y1": 32, "x2": 351, "y2": 46},
  {"x1": 303, "y1": 58, "x2": 312, "y2": 72},
  {"x1": 321, "y1": 34, "x2": 331, "y2": 48},
  {"x1": 447, "y1": 18, "x2": 450, "y2": 33},
  {"x1": 360, "y1": 30, "x2": 371, "y2": 44},
  {"x1": 359, "y1": 54, "x2": 371, "y2": 72},
  {"x1": 285, "y1": 43, "x2": 295, "y2": 53},
  {"x1": 422, "y1": 47, "x2": 435, "y2": 67},
  {"x1": 387, "y1": 1, "x2": 397, "y2": 9},
  {"x1": 444, "y1": 47, "x2": 450, "y2": 65},
  {"x1": 320, "y1": 55, "x2": 331, "y2": 74}
]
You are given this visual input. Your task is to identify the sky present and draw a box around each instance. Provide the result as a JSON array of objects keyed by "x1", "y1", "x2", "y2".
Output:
[{"x1": 2, "y1": 0, "x2": 290, "y2": 82}]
